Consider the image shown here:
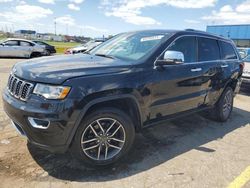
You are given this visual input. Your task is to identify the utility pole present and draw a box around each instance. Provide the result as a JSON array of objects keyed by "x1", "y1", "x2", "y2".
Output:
[{"x1": 54, "y1": 17, "x2": 57, "y2": 35}]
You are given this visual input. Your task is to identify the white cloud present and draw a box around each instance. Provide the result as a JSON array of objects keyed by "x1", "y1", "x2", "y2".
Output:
[
  {"x1": 55, "y1": 15, "x2": 108, "y2": 33},
  {"x1": 184, "y1": 19, "x2": 200, "y2": 24},
  {"x1": 0, "y1": 0, "x2": 13, "y2": 2},
  {"x1": 236, "y1": 0, "x2": 250, "y2": 13},
  {"x1": 38, "y1": 0, "x2": 55, "y2": 4},
  {"x1": 56, "y1": 15, "x2": 76, "y2": 26},
  {"x1": 101, "y1": 0, "x2": 217, "y2": 25},
  {"x1": 220, "y1": 5, "x2": 233, "y2": 12},
  {"x1": 203, "y1": 1, "x2": 250, "y2": 24},
  {"x1": 0, "y1": 4, "x2": 53, "y2": 23},
  {"x1": 68, "y1": 3, "x2": 80, "y2": 11},
  {"x1": 69, "y1": 0, "x2": 84, "y2": 4},
  {"x1": 83, "y1": 25, "x2": 108, "y2": 32}
]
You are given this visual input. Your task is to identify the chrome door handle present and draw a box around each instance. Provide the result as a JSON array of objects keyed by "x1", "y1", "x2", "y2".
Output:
[
  {"x1": 221, "y1": 65, "x2": 229, "y2": 68},
  {"x1": 191, "y1": 68, "x2": 202, "y2": 72}
]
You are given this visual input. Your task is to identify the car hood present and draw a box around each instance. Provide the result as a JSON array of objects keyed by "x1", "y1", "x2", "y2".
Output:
[{"x1": 13, "y1": 54, "x2": 132, "y2": 84}]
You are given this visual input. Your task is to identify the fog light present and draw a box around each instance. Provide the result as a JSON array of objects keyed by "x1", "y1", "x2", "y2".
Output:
[{"x1": 28, "y1": 117, "x2": 50, "y2": 129}]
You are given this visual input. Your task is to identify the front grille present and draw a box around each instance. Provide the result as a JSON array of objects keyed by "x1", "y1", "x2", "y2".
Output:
[{"x1": 7, "y1": 74, "x2": 34, "y2": 101}]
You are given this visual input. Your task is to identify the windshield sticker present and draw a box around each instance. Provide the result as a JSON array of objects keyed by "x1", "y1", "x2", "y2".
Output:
[{"x1": 141, "y1": 35, "x2": 164, "y2": 42}]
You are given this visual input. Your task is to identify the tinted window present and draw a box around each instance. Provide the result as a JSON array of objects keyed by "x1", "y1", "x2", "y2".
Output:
[
  {"x1": 198, "y1": 37, "x2": 220, "y2": 61},
  {"x1": 220, "y1": 41, "x2": 237, "y2": 60},
  {"x1": 20, "y1": 41, "x2": 31, "y2": 46},
  {"x1": 4, "y1": 40, "x2": 18, "y2": 46},
  {"x1": 168, "y1": 36, "x2": 197, "y2": 63}
]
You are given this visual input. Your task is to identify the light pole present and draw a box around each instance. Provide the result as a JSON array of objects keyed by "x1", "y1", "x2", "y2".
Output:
[{"x1": 54, "y1": 17, "x2": 57, "y2": 36}]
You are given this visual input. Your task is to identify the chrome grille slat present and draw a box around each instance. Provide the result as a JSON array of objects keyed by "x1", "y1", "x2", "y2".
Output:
[{"x1": 7, "y1": 74, "x2": 34, "y2": 101}]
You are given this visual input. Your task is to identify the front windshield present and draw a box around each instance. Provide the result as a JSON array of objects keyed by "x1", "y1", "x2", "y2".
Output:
[{"x1": 90, "y1": 32, "x2": 170, "y2": 61}]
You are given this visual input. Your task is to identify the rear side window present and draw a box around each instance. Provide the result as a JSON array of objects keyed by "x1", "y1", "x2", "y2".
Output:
[
  {"x1": 220, "y1": 41, "x2": 237, "y2": 60},
  {"x1": 20, "y1": 41, "x2": 31, "y2": 46},
  {"x1": 198, "y1": 37, "x2": 220, "y2": 62},
  {"x1": 168, "y1": 36, "x2": 197, "y2": 63}
]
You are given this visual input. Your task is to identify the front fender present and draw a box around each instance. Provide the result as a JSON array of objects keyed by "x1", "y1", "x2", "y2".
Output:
[{"x1": 64, "y1": 93, "x2": 143, "y2": 150}]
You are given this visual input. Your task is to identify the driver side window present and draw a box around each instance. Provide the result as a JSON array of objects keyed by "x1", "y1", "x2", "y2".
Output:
[
  {"x1": 167, "y1": 36, "x2": 197, "y2": 63},
  {"x1": 4, "y1": 40, "x2": 19, "y2": 47}
]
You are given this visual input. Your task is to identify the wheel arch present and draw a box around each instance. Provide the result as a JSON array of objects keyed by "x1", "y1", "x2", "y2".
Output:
[{"x1": 66, "y1": 94, "x2": 142, "y2": 149}]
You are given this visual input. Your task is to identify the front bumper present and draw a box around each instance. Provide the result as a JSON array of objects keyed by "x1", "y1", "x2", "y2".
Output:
[{"x1": 2, "y1": 88, "x2": 80, "y2": 153}]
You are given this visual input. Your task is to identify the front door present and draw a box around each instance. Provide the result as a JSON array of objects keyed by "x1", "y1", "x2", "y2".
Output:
[
  {"x1": 148, "y1": 36, "x2": 208, "y2": 122},
  {"x1": 1, "y1": 40, "x2": 20, "y2": 57}
]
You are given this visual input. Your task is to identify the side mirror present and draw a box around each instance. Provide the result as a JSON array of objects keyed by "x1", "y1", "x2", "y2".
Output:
[
  {"x1": 239, "y1": 51, "x2": 246, "y2": 59},
  {"x1": 155, "y1": 50, "x2": 184, "y2": 66},
  {"x1": 0, "y1": 43, "x2": 4, "y2": 46}
]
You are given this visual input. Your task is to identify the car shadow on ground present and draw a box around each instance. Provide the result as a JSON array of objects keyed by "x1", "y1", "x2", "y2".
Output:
[{"x1": 27, "y1": 105, "x2": 250, "y2": 182}]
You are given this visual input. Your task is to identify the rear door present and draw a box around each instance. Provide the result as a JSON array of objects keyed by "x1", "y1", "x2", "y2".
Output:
[
  {"x1": 19, "y1": 41, "x2": 33, "y2": 58},
  {"x1": 197, "y1": 37, "x2": 222, "y2": 106},
  {"x1": 217, "y1": 40, "x2": 239, "y2": 91}
]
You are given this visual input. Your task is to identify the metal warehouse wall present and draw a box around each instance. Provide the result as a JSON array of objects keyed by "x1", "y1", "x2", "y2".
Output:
[{"x1": 207, "y1": 25, "x2": 250, "y2": 40}]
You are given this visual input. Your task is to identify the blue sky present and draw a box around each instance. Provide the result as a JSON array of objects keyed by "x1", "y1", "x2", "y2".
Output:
[{"x1": 0, "y1": 0, "x2": 249, "y2": 37}]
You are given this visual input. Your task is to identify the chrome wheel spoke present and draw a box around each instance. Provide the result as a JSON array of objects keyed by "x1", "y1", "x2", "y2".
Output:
[
  {"x1": 82, "y1": 138, "x2": 98, "y2": 144},
  {"x1": 108, "y1": 144, "x2": 122, "y2": 150},
  {"x1": 105, "y1": 145, "x2": 108, "y2": 160},
  {"x1": 96, "y1": 120, "x2": 105, "y2": 133},
  {"x1": 110, "y1": 125, "x2": 121, "y2": 137},
  {"x1": 106, "y1": 120, "x2": 116, "y2": 134},
  {"x1": 83, "y1": 144, "x2": 99, "y2": 151},
  {"x1": 111, "y1": 137, "x2": 125, "y2": 143},
  {"x1": 90, "y1": 125, "x2": 98, "y2": 137},
  {"x1": 97, "y1": 145, "x2": 101, "y2": 160}
]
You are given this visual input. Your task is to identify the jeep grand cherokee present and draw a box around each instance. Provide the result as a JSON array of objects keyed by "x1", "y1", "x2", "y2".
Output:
[{"x1": 3, "y1": 30, "x2": 243, "y2": 166}]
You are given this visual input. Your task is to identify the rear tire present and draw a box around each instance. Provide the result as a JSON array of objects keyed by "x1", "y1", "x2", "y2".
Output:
[
  {"x1": 210, "y1": 87, "x2": 234, "y2": 122},
  {"x1": 30, "y1": 52, "x2": 41, "y2": 58},
  {"x1": 70, "y1": 107, "x2": 135, "y2": 167}
]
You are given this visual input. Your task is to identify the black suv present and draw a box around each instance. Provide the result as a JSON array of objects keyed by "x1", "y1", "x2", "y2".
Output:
[{"x1": 3, "y1": 30, "x2": 243, "y2": 166}]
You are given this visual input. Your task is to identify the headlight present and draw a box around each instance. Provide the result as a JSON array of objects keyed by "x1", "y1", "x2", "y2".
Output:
[{"x1": 33, "y1": 84, "x2": 71, "y2": 99}]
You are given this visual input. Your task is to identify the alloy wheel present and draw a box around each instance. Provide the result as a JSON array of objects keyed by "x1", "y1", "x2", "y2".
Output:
[
  {"x1": 222, "y1": 90, "x2": 233, "y2": 118},
  {"x1": 81, "y1": 118, "x2": 126, "y2": 161}
]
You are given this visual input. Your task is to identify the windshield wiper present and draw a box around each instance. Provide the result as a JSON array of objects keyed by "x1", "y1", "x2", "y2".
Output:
[{"x1": 95, "y1": 53, "x2": 115, "y2": 59}]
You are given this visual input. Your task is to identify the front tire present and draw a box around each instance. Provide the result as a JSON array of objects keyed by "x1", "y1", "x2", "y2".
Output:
[
  {"x1": 211, "y1": 87, "x2": 234, "y2": 122},
  {"x1": 70, "y1": 107, "x2": 135, "y2": 167},
  {"x1": 45, "y1": 49, "x2": 51, "y2": 56}
]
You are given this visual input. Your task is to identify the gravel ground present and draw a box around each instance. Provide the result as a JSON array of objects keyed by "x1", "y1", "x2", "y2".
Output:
[{"x1": 0, "y1": 58, "x2": 250, "y2": 188}]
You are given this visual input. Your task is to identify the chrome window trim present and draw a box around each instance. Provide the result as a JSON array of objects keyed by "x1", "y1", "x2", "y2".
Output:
[{"x1": 154, "y1": 34, "x2": 240, "y2": 66}]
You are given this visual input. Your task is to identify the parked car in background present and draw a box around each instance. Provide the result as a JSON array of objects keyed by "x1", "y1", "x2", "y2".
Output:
[
  {"x1": 238, "y1": 47, "x2": 250, "y2": 59},
  {"x1": 0, "y1": 38, "x2": 45, "y2": 58},
  {"x1": 64, "y1": 39, "x2": 105, "y2": 54},
  {"x1": 241, "y1": 54, "x2": 250, "y2": 87},
  {"x1": 33, "y1": 40, "x2": 56, "y2": 55},
  {"x1": 3, "y1": 30, "x2": 243, "y2": 167}
]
